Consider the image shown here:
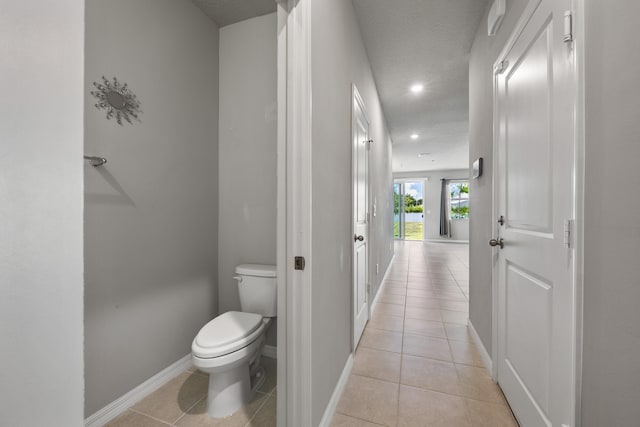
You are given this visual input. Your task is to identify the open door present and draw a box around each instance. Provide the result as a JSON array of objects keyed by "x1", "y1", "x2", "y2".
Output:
[{"x1": 352, "y1": 85, "x2": 369, "y2": 348}]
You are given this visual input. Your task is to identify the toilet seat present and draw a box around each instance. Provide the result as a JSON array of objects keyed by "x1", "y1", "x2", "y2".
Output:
[{"x1": 193, "y1": 311, "x2": 265, "y2": 359}]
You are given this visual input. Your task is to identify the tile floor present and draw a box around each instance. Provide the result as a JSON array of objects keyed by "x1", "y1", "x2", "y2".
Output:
[
  {"x1": 106, "y1": 357, "x2": 277, "y2": 427},
  {"x1": 330, "y1": 241, "x2": 519, "y2": 427}
]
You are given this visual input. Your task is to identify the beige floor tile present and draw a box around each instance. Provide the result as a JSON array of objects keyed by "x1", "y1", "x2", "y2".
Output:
[
  {"x1": 133, "y1": 372, "x2": 208, "y2": 424},
  {"x1": 402, "y1": 334, "x2": 453, "y2": 361},
  {"x1": 330, "y1": 413, "x2": 384, "y2": 426},
  {"x1": 433, "y1": 291, "x2": 468, "y2": 302},
  {"x1": 176, "y1": 392, "x2": 269, "y2": 427},
  {"x1": 455, "y1": 364, "x2": 505, "y2": 404},
  {"x1": 439, "y1": 300, "x2": 469, "y2": 313},
  {"x1": 397, "y1": 385, "x2": 471, "y2": 427},
  {"x1": 406, "y1": 280, "x2": 432, "y2": 290},
  {"x1": 258, "y1": 356, "x2": 277, "y2": 394},
  {"x1": 360, "y1": 329, "x2": 403, "y2": 353},
  {"x1": 336, "y1": 375, "x2": 399, "y2": 426},
  {"x1": 353, "y1": 347, "x2": 402, "y2": 383},
  {"x1": 377, "y1": 293, "x2": 406, "y2": 305},
  {"x1": 441, "y1": 310, "x2": 468, "y2": 325},
  {"x1": 368, "y1": 313, "x2": 404, "y2": 332},
  {"x1": 464, "y1": 398, "x2": 518, "y2": 427},
  {"x1": 374, "y1": 302, "x2": 405, "y2": 317},
  {"x1": 105, "y1": 410, "x2": 170, "y2": 427},
  {"x1": 247, "y1": 394, "x2": 276, "y2": 427},
  {"x1": 380, "y1": 286, "x2": 407, "y2": 296},
  {"x1": 404, "y1": 306, "x2": 443, "y2": 322},
  {"x1": 400, "y1": 355, "x2": 461, "y2": 395},
  {"x1": 405, "y1": 296, "x2": 440, "y2": 309},
  {"x1": 444, "y1": 323, "x2": 473, "y2": 342},
  {"x1": 449, "y1": 340, "x2": 484, "y2": 367},
  {"x1": 406, "y1": 288, "x2": 437, "y2": 298},
  {"x1": 403, "y1": 318, "x2": 447, "y2": 339}
]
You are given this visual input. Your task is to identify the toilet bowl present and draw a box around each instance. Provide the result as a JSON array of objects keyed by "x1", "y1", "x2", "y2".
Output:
[{"x1": 192, "y1": 264, "x2": 276, "y2": 418}]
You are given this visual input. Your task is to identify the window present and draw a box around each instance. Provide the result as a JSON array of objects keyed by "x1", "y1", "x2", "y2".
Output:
[{"x1": 450, "y1": 181, "x2": 469, "y2": 219}]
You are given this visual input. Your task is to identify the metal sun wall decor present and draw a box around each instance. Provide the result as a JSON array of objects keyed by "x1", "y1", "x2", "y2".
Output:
[{"x1": 91, "y1": 76, "x2": 142, "y2": 125}]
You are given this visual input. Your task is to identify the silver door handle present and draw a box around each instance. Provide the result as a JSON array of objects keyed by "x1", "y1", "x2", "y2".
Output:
[
  {"x1": 354, "y1": 234, "x2": 364, "y2": 242},
  {"x1": 489, "y1": 238, "x2": 504, "y2": 249}
]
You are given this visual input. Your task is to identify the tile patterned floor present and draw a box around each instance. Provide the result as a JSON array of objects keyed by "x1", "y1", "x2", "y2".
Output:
[
  {"x1": 106, "y1": 357, "x2": 277, "y2": 427},
  {"x1": 330, "y1": 241, "x2": 519, "y2": 427}
]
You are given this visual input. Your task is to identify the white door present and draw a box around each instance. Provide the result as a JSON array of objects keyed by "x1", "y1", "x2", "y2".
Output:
[
  {"x1": 495, "y1": 1, "x2": 575, "y2": 426},
  {"x1": 353, "y1": 86, "x2": 369, "y2": 348}
]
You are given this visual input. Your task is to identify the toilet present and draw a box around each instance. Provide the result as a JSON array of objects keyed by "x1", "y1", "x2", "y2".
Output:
[{"x1": 191, "y1": 264, "x2": 277, "y2": 418}]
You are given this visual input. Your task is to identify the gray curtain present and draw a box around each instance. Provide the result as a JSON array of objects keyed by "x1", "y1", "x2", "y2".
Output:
[{"x1": 439, "y1": 179, "x2": 450, "y2": 237}]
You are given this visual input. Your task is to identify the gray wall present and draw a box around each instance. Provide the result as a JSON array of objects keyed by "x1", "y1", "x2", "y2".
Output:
[
  {"x1": 84, "y1": 0, "x2": 219, "y2": 415},
  {"x1": 218, "y1": 13, "x2": 277, "y2": 347},
  {"x1": 394, "y1": 169, "x2": 470, "y2": 241},
  {"x1": 0, "y1": 1, "x2": 85, "y2": 425},
  {"x1": 310, "y1": 0, "x2": 394, "y2": 423},
  {"x1": 581, "y1": 0, "x2": 640, "y2": 424},
  {"x1": 468, "y1": 0, "x2": 528, "y2": 353}
]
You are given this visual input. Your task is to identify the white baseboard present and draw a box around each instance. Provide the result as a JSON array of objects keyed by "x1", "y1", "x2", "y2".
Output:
[
  {"x1": 318, "y1": 353, "x2": 354, "y2": 427},
  {"x1": 370, "y1": 254, "x2": 396, "y2": 316},
  {"x1": 85, "y1": 354, "x2": 192, "y2": 427},
  {"x1": 424, "y1": 239, "x2": 469, "y2": 244},
  {"x1": 468, "y1": 320, "x2": 493, "y2": 377},
  {"x1": 262, "y1": 344, "x2": 277, "y2": 359}
]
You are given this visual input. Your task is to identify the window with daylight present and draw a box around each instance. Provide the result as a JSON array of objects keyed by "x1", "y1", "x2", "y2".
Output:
[{"x1": 450, "y1": 181, "x2": 469, "y2": 219}]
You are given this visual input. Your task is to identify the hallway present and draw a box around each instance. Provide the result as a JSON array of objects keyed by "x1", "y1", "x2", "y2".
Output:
[{"x1": 331, "y1": 241, "x2": 518, "y2": 426}]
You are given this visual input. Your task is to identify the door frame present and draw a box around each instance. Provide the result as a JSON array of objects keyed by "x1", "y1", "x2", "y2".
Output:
[
  {"x1": 393, "y1": 178, "x2": 428, "y2": 241},
  {"x1": 351, "y1": 84, "x2": 370, "y2": 350},
  {"x1": 276, "y1": 0, "x2": 313, "y2": 426},
  {"x1": 489, "y1": 0, "x2": 585, "y2": 425}
]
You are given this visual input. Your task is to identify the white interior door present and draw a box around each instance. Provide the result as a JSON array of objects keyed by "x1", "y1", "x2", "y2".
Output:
[
  {"x1": 353, "y1": 86, "x2": 369, "y2": 348},
  {"x1": 495, "y1": 1, "x2": 575, "y2": 426}
]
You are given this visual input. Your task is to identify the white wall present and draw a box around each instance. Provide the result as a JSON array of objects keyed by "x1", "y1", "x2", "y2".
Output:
[
  {"x1": 310, "y1": 0, "x2": 395, "y2": 423},
  {"x1": 84, "y1": 0, "x2": 219, "y2": 415},
  {"x1": 581, "y1": 0, "x2": 640, "y2": 424},
  {"x1": 217, "y1": 13, "x2": 277, "y2": 346},
  {"x1": 468, "y1": 0, "x2": 529, "y2": 353},
  {"x1": 394, "y1": 169, "x2": 470, "y2": 241},
  {"x1": 0, "y1": 1, "x2": 85, "y2": 425}
]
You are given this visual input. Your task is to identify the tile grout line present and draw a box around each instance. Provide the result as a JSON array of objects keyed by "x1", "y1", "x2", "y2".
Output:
[
  {"x1": 172, "y1": 394, "x2": 207, "y2": 425},
  {"x1": 127, "y1": 408, "x2": 176, "y2": 427},
  {"x1": 244, "y1": 389, "x2": 275, "y2": 427}
]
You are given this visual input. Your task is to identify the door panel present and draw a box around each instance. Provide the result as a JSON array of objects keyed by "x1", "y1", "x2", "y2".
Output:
[
  {"x1": 505, "y1": 24, "x2": 554, "y2": 233},
  {"x1": 496, "y1": 0, "x2": 575, "y2": 426}
]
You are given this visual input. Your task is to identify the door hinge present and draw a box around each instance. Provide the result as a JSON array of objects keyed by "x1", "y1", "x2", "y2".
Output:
[
  {"x1": 563, "y1": 219, "x2": 574, "y2": 248},
  {"x1": 294, "y1": 256, "x2": 306, "y2": 270},
  {"x1": 563, "y1": 11, "x2": 574, "y2": 43},
  {"x1": 494, "y1": 60, "x2": 509, "y2": 75}
]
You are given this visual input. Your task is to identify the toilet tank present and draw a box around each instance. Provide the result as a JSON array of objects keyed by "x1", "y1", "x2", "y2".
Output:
[{"x1": 235, "y1": 264, "x2": 277, "y2": 317}]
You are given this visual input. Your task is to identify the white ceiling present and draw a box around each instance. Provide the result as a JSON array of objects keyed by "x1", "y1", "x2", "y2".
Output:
[
  {"x1": 192, "y1": 0, "x2": 275, "y2": 27},
  {"x1": 352, "y1": 0, "x2": 488, "y2": 173}
]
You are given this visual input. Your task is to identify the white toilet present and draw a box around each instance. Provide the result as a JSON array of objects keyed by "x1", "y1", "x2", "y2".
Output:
[{"x1": 192, "y1": 264, "x2": 277, "y2": 418}]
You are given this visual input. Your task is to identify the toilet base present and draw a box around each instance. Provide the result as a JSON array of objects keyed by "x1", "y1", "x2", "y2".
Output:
[{"x1": 205, "y1": 365, "x2": 254, "y2": 418}]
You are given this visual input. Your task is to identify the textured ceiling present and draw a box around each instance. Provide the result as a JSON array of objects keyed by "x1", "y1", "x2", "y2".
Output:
[
  {"x1": 192, "y1": 0, "x2": 275, "y2": 27},
  {"x1": 352, "y1": 0, "x2": 489, "y2": 173}
]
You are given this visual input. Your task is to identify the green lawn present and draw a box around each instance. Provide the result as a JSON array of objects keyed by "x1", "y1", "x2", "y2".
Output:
[{"x1": 394, "y1": 221, "x2": 423, "y2": 240}]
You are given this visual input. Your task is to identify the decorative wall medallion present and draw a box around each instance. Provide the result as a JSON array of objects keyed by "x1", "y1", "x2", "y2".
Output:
[{"x1": 91, "y1": 76, "x2": 142, "y2": 125}]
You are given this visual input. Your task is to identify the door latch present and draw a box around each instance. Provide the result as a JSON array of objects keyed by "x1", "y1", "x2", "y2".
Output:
[{"x1": 294, "y1": 256, "x2": 306, "y2": 271}]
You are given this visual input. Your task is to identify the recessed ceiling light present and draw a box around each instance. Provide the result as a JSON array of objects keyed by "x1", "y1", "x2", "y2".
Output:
[
  {"x1": 410, "y1": 134, "x2": 419, "y2": 140},
  {"x1": 410, "y1": 84, "x2": 424, "y2": 93},
  {"x1": 418, "y1": 152, "x2": 431, "y2": 158}
]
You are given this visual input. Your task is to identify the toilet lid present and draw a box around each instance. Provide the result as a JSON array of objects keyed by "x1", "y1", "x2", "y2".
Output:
[{"x1": 194, "y1": 311, "x2": 263, "y2": 353}]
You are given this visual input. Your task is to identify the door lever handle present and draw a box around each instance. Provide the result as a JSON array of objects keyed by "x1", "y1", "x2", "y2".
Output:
[
  {"x1": 354, "y1": 234, "x2": 364, "y2": 242},
  {"x1": 489, "y1": 238, "x2": 504, "y2": 249}
]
